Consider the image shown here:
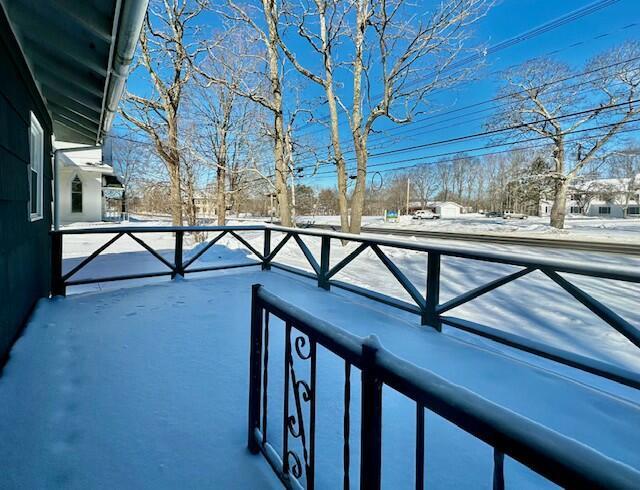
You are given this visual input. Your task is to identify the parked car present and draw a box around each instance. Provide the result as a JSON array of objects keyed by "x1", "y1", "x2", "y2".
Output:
[
  {"x1": 503, "y1": 211, "x2": 528, "y2": 220},
  {"x1": 484, "y1": 211, "x2": 504, "y2": 218},
  {"x1": 412, "y1": 210, "x2": 440, "y2": 220}
]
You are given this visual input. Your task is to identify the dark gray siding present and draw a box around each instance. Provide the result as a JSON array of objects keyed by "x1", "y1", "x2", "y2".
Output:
[{"x1": 0, "y1": 7, "x2": 53, "y2": 361}]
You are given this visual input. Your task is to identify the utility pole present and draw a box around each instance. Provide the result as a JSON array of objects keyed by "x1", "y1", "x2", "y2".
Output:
[{"x1": 405, "y1": 178, "x2": 411, "y2": 215}]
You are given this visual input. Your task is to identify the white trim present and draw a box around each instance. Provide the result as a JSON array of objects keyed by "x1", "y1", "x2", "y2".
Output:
[
  {"x1": 28, "y1": 111, "x2": 44, "y2": 221},
  {"x1": 71, "y1": 173, "x2": 83, "y2": 214}
]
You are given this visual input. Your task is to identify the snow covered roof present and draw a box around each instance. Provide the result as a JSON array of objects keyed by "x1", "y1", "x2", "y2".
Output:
[
  {"x1": 57, "y1": 142, "x2": 116, "y2": 174},
  {"x1": 428, "y1": 201, "x2": 464, "y2": 208},
  {"x1": 571, "y1": 175, "x2": 640, "y2": 192},
  {"x1": 59, "y1": 151, "x2": 115, "y2": 174}
]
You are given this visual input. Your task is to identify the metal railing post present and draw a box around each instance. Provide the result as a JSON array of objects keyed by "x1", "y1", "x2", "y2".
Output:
[
  {"x1": 248, "y1": 284, "x2": 263, "y2": 453},
  {"x1": 318, "y1": 235, "x2": 331, "y2": 290},
  {"x1": 51, "y1": 232, "x2": 65, "y2": 296},
  {"x1": 173, "y1": 230, "x2": 184, "y2": 278},
  {"x1": 423, "y1": 252, "x2": 441, "y2": 331},
  {"x1": 262, "y1": 228, "x2": 271, "y2": 271},
  {"x1": 360, "y1": 342, "x2": 382, "y2": 490}
]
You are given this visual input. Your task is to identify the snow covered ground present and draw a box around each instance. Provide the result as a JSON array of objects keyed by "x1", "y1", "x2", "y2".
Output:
[
  {"x1": 299, "y1": 214, "x2": 640, "y2": 243},
  {"x1": 1, "y1": 216, "x2": 629, "y2": 487},
  {"x1": 57, "y1": 217, "x2": 640, "y2": 372},
  {"x1": 2, "y1": 270, "x2": 639, "y2": 488}
]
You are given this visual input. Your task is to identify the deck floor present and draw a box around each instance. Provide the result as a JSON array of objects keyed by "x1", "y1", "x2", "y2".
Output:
[{"x1": 1, "y1": 269, "x2": 639, "y2": 489}]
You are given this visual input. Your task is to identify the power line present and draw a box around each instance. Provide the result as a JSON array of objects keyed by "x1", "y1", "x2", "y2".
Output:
[
  {"x1": 299, "y1": 66, "x2": 638, "y2": 158},
  {"x1": 111, "y1": 29, "x2": 639, "y2": 159},
  {"x1": 301, "y1": 124, "x2": 640, "y2": 180},
  {"x1": 292, "y1": 0, "x2": 622, "y2": 135},
  {"x1": 291, "y1": 51, "x2": 640, "y2": 163},
  {"x1": 290, "y1": 98, "x2": 640, "y2": 176},
  {"x1": 113, "y1": 104, "x2": 640, "y2": 188},
  {"x1": 238, "y1": 118, "x2": 640, "y2": 188}
]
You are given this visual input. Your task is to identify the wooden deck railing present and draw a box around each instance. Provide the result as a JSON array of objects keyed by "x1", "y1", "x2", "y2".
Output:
[{"x1": 51, "y1": 224, "x2": 640, "y2": 389}]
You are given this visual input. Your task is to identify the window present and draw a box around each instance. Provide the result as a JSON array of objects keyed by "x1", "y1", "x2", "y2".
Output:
[
  {"x1": 28, "y1": 112, "x2": 44, "y2": 220},
  {"x1": 598, "y1": 206, "x2": 611, "y2": 215},
  {"x1": 71, "y1": 175, "x2": 83, "y2": 213},
  {"x1": 628, "y1": 206, "x2": 640, "y2": 215},
  {"x1": 570, "y1": 206, "x2": 582, "y2": 214}
]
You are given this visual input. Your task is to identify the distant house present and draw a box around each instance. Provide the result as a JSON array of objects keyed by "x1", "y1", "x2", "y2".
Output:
[
  {"x1": 193, "y1": 188, "x2": 217, "y2": 217},
  {"x1": 0, "y1": 0, "x2": 146, "y2": 360},
  {"x1": 408, "y1": 201, "x2": 464, "y2": 218},
  {"x1": 427, "y1": 201, "x2": 464, "y2": 218},
  {"x1": 539, "y1": 175, "x2": 640, "y2": 218},
  {"x1": 56, "y1": 143, "x2": 123, "y2": 224}
]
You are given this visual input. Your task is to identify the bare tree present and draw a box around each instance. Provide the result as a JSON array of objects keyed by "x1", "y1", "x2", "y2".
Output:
[
  {"x1": 491, "y1": 41, "x2": 640, "y2": 228},
  {"x1": 345, "y1": 0, "x2": 490, "y2": 232},
  {"x1": 200, "y1": 4, "x2": 293, "y2": 226},
  {"x1": 277, "y1": 0, "x2": 351, "y2": 231},
  {"x1": 192, "y1": 61, "x2": 236, "y2": 224},
  {"x1": 609, "y1": 147, "x2": 640, "y2": 216},
  {"x1": 121, "y1": 0, "x2": 207, "y2": 226},
  {"x1": 111, "y1": 135, "x2": 145, "y2": 214},
  {"x1": 410, "y1": 165, "x2": 438, "y2": 207},
  {"x1": 278, "y1": 0, "x2": 489, "y2": 233}
]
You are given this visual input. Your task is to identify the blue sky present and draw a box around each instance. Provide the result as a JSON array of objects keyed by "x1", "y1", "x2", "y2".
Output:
[{"x1": 117, "y1": 0, "x2": 640, "y2": 188}]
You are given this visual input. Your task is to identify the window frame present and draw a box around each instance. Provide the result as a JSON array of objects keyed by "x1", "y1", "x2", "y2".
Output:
[
  {"x1": 627, "y1": 206, "x2": 640, "y2": 215},
  {"x1": 71, "y1": 174, "x2": 83, "y2": 214},
  {"x1": 28, "y1": 112, "x2": 44, "y2": 221},
  {"x1": 598, "y1": 206, "x2": 611, "y2": 215}
]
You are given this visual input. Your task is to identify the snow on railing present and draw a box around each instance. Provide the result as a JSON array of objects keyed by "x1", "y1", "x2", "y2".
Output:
[
  {"x1": 50, "y1": 224, "x2": 640, "y2": 389},
  {"x1": 248, "y1": 284, "x2": 640, "y2": 490}
]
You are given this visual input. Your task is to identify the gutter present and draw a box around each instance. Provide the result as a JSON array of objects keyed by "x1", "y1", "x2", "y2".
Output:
[{"x1": 99, "y1": 0, "x2": 148, "y2": 142}]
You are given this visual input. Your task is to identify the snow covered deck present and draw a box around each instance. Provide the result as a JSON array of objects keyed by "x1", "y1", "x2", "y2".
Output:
[{"x1": 2, "y1": 269, "x2": 640, "y2": 488}]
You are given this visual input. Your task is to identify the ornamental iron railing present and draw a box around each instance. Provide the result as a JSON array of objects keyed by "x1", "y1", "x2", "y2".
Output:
[
  {"x1": 50, "y1": 224, "x2": 640, "y2": 389},
  {"x1": 248, "y1": 284, "x2": 640, "y2": 490}
]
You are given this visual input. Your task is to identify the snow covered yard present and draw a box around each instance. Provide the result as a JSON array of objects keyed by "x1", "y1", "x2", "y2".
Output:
[
  {"x1": 305, "y1": 214, "x2": 640, "y2": 243},
  {"x1": 2, "y1": 269, "x2": 640, "y2": 488}
]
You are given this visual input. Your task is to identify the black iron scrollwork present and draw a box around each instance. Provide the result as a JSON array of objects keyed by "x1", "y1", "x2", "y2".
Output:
[{"x1": 284, "y1": 326, "x2": 316, "y2": 489}]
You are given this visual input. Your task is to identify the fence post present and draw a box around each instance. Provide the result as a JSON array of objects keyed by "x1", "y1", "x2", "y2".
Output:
[
  {"x1": 248, "y1": 284, "x2": 263, "y2": 453},
  {"x1": 51, "y1": 232, "x2": 65, "y2": 296},
  {"x1": 360, "y1": 342, "x2": 382, "y2": 490},
  {"x1": 318, "y1": 235, "x2": 331, "y2": 290},
  {"x1": 262, "y1": 228, "x2": 271, "y2": 271},
  {"x1": 423, "y1": 252, "x2": 441, "y2": 331},
  {"x1": 173, "y1": 230, "x2": 184, "y2": 278}
]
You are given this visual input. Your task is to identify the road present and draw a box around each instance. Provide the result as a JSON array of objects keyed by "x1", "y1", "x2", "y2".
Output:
[{"x1": 302, "y1": 223, "x2": 640, "y2": 255}]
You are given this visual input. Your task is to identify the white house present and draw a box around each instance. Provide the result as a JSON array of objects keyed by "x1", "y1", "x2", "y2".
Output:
[
  {"x1": 56, "y1": 142, "x2": 123, "y2": 224},
  {"x1": 539, "y1": 175, "x2": 640, "y2": 218},
  {"x1": 428, "y1": 201, "x2": 464, "y2": 218}
]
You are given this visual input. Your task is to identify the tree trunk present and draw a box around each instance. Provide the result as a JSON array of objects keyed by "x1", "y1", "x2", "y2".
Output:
[
  {"x1": 327, "y1": 87, "x2": 349, "y2": 234},
  {"x1": 550, "y1": 178, "x2": 568, "y2": 229},
  {"x1": 217, "y1": 163, "x2": 226, "y2": 225},
  {"x1": 318, "y1": 5, "x2": 349, "y2": 233},
  {"x1": 169, "y1": 162, "x2": 183, "y2": 226},
  {"x1": 349, "y1": 135, "x2": 367, "y2": 234},
  {"x1": 184, "y1": 171, "x2": 197, "y2": 227},
  {"x1": 348, "y1": 0, "x2": 368, "y2": 234},
  {"x1": 549, "y1": 138, "x2": 566, "y2": 229},
  {"x1": 273, "y1": 111, "x2": 291, "y2": 226},
  {"x1": 262, "y1": 0, "x2": 291, "y2": 227}
]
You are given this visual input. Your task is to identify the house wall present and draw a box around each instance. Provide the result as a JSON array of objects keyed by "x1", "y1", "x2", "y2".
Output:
[
  {"x1": 0, "y1": 8, "x2": 53, "y2": 361},
  {"x1": 540, "y1": 198, "x2": 640, "y2": 218},
  {"x1": 436, "y1": 204, "x2": 461, "y2": 218},
  {"x1": 59, "y1": 169, "x2": 103, "y2": 223}
]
